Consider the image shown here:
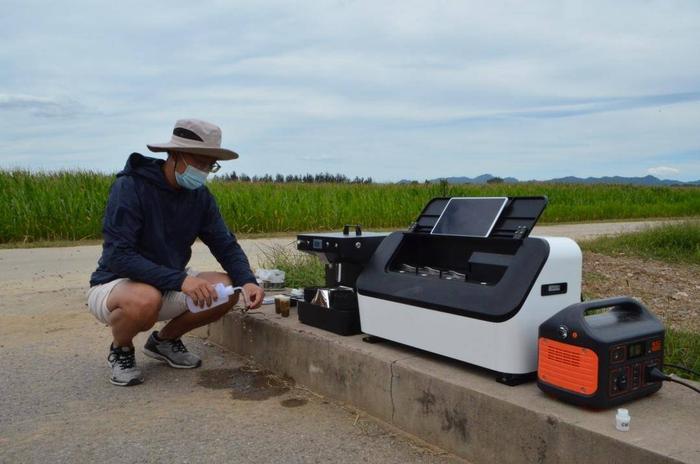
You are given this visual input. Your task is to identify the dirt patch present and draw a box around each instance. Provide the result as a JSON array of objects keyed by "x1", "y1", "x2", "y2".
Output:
[
  {"x1": 197, "y1": 365, "x2": 294, "y2": 401},
  {"x1": 280, "y1": 397, "x2": 308, "y2": 408},
  {"x1": 583, "y1": 251, "x2": 700, "y2": 332}
]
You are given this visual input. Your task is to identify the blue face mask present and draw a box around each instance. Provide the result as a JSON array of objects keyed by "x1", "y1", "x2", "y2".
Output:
[{"x1": 175, "y1": 159, "x2": 209, "y2": 190}]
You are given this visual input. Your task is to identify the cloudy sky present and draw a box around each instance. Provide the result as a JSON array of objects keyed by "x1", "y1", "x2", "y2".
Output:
[{"x1": 1, "y1": 0, "x2": 699, "y2": 181}]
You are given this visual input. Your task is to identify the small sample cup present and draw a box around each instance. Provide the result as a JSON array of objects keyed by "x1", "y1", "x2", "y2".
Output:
[
  {"x1": 274, "y1": 295, "x2": 283, "y2": 314},
  {"x1": 277, "y1": 295, "x2": 291, "y2": 317},
  {"x1": 615, "y1": 408, "x2": 630, "y2": 432}
]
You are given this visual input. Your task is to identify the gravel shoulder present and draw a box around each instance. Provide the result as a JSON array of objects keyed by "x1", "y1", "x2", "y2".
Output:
[{"x1": 583, "y1": 251, "x2": 699, "y2": 333}]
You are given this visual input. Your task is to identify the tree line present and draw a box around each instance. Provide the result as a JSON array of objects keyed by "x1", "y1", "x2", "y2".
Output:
[{"x1": 216, "y1": 172, "x2": 373, "y2": 184}]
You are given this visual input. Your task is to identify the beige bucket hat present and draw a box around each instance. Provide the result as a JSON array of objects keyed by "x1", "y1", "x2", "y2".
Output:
[{"x1": 147, "y1": 118, "x2": 239, "y2": 160}]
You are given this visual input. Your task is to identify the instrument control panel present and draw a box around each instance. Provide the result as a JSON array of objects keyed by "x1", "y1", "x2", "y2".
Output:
[{"x1": 608, "y1": 337, "x2": 663, "y2": 397}]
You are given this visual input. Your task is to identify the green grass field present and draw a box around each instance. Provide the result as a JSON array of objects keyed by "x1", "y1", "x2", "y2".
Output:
[
  {"x1": 582, "y1": 221, "x2": 700, "y2": 265},
  {"x1": 1, "y1": 169, "x2": 699, "y2": 243},
  {"x1": 664, "y1": 328, "x2": 700, "y2": 381}
]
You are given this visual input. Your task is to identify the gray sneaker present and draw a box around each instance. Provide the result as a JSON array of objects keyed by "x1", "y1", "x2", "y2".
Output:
[
  {"x1": 143, "y1": 331, "x2": 202, "y2": 369},
  {"x1": 107, "y1": 345, "x2": 144, "y2": 386}
]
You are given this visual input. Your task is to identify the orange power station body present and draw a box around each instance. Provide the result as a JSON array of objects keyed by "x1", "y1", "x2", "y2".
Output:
[{"x1": 537, "y1": 297, "x2": 664, "y2": 409}]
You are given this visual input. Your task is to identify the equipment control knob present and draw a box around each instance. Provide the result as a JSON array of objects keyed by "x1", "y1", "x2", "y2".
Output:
[
  {"x1": 558, "y1": 325, "x2": 569, "y2": 339},
  {"x1": 616, "y1": 375, "x2": 628, "y2": 391}
]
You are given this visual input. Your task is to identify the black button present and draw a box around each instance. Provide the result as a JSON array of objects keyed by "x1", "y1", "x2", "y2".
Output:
[{"x1": 618, "y1": 376, "x2": 628, "y2": 390}]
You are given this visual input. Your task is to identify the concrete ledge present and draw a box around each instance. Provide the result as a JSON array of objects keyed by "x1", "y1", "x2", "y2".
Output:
[{"x1": 205, "y1": 305, "x2": 700, "y2": 464}]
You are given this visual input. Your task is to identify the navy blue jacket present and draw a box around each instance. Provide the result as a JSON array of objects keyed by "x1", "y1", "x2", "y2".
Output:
[{"x1": 90, "y1": 153, "x2": 257, "y2": 291}]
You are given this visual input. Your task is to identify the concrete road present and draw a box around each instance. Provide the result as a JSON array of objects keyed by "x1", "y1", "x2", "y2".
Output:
[
  {"x1": 0, "y1": 294, "x2": 462, "y2": 463},
  {"x1": 0, "y1": 220, "x2": 682, "y2": 463}
]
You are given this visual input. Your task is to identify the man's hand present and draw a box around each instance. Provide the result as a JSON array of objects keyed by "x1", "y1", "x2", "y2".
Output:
[
  {"x1": 242, "y1": 283, "x2": 264, "y2": 309},
  {"x1": 181, "y1": 275, "x2": 218, "y2": 308}
]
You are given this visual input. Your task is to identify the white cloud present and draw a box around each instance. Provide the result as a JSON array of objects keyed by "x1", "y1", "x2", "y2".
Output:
[
  {"x1": 1, "y1": 1, "x2": 700, "y2": 180},
  {"x1": 647, "y1": 166, "x2": 681, "y2": 178},
  {"x1": 0, "y1": 94, "x2": 86, "y2": 118}
]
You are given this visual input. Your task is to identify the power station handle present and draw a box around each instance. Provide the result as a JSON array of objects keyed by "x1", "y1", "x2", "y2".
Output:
[
  {"x1": 343, "y1": 224, "x2": 362, "y2": 236},
  {"x1": 576, "y1": 296, "x2": 646, "y2": 320}
]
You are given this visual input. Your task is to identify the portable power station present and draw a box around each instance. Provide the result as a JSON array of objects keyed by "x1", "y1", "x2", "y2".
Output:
[{"x1": 537, "y1": 297, "x2": 664, "y2": 408}]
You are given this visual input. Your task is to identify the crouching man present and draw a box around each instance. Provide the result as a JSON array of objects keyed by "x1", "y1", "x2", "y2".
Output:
[{"x1": 87, "y1": 119, "x2": 264, "y2": 386}]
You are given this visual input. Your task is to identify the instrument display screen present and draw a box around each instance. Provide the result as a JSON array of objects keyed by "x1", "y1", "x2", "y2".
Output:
[
  {"x1": 431, "y1": 197, "x2": 508, "y2": 237},
  {"x1": 628, "y1": 342, "x2": 645, "y2": 359}
]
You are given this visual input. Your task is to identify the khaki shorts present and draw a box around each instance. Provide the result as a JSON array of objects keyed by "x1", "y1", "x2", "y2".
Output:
[{"x1": 86, "y1": 268, "x2": 200, "y2": 325}]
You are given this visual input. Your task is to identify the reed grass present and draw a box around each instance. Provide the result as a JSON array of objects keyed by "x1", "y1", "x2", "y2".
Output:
[{"x1": 1, "y1": 169, "x2": 699, "y2": 243}]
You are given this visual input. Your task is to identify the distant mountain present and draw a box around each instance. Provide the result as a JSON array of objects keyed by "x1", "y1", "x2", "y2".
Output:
[
  {"x1": 398, "y1": 174, "x2": 700, "y2": 186},
  {"x1": 543, "y1": 175, "x2": 699, "y2": 186},
  {"x1": 399, "y1": 174, "x2": 519, "y2": 184}
]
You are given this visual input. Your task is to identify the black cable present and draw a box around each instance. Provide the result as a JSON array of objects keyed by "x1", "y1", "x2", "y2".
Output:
[
  {"x1": 663, "y1": 363, "x2": 700, "y2": 378},
  {"x1": 668, "y1": 377, "x2": 700, "y2": 394},
  {"x1": 649, "y1": 367, "x2": 700, "y2": 394}
]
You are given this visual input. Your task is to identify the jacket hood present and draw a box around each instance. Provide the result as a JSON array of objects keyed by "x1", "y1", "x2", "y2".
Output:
[{"x1": 117, "y1": 153, "x2": 173, "y2": 190}]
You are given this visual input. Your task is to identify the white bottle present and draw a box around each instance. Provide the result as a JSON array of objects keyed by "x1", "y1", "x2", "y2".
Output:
[
  {"x1": 186, "y1": 283, "x2": 238, "y2": 313},
  {"x1": 615, "y1": 408, "x2": 630, "y2": 432}
]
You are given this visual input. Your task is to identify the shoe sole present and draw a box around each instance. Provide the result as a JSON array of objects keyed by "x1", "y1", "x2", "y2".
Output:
[
  {"x1": 143, "y1": 348, "x2": 202, "y2": 369},
  {"x1": 109, "y1": 377, "x2": 143, "y2": 386}
]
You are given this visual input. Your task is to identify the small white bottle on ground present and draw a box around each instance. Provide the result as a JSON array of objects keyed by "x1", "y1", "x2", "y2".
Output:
[
  {"x1": 186, "y1": 283, "x2": 237, "y2": 313},
  {"x1": 615, "y1": 408, "x2": 630, "y2": 432}
]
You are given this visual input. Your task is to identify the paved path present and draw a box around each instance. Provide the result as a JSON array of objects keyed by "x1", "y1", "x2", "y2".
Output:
[
  {"x1": 530, "y1": 218, "x2": 689, "y2": 241},
  {"x1": 0, "y1": 220, "x2": 684, "y2": 463},
  {"x1": 0, "y1": 278, "x2": 462, "y2": 462}
]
